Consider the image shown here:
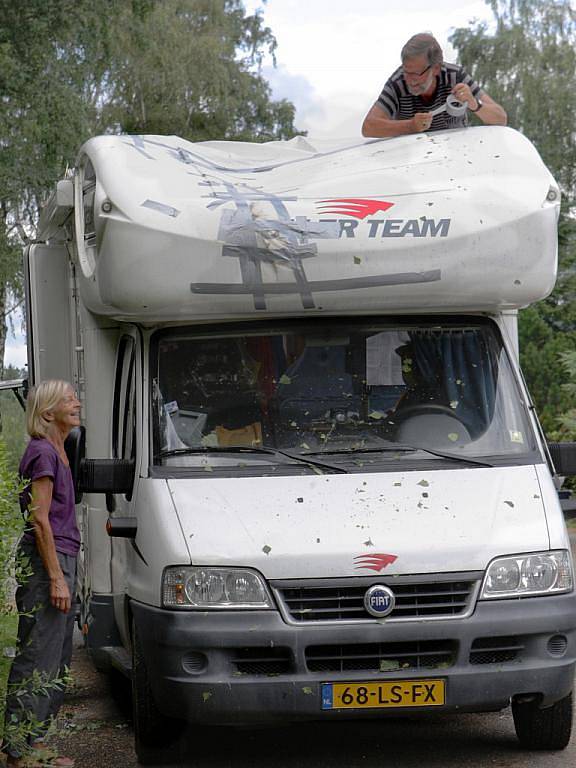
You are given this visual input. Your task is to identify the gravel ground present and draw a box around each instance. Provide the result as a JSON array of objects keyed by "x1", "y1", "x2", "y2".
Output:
[
  {"x1": 49, "y1": 630, "x2": 138, "y2": 768},
  {"x1": 39, "y1": 625, "x2": 576, "y2": 768}
]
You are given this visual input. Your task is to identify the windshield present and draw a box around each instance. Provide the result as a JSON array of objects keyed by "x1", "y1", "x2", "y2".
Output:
[{"x1": 150, "y1": 320, "x2": 538, "y2": 470}]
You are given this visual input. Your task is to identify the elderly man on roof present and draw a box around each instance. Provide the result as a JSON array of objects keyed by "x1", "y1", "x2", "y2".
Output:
[{"x1": 362, "y1": 32, "x2": 507, "y2": 137}]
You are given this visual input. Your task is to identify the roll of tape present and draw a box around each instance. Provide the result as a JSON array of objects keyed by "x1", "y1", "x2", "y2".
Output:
[{"x1": 445, "y1": 93, "x2": 468, "y2": 117}]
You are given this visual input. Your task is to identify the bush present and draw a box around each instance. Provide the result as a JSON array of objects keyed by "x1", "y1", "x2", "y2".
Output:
[
  {"x1": 559, "y1": 350, "x2": 576, "y2": 438},
  {"x1": 0, "y1": 439, "x2": 24, "y2": 616},
  {"x1": 0, "y1": 438, "x2": 70, "y2": 755},
  {"x1": 0, "y1": 437, "x2": 25, "y2": 745}
]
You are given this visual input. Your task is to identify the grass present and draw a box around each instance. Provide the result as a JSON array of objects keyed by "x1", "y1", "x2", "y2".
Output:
[
  {"x1": 0, "y1": 610, "x2": 19, "y2": 740},
  {"x1": 0, "y1": 390, "x2": 26, "y2": 472}
]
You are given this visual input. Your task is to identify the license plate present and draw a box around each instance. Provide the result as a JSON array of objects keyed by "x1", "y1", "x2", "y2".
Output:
[{"x1": 321, "y1": 679, "x2": 445, "y2": 710}]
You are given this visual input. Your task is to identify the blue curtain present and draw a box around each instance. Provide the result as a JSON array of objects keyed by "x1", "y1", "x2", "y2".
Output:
[{"x1": 409, "y1": 330, "x2": 498, "y2": 438}]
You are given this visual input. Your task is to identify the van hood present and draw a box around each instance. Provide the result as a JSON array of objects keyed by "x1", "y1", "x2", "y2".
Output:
[{"x1": 167, "y1": 464, "x2": 549, "y2": 578}]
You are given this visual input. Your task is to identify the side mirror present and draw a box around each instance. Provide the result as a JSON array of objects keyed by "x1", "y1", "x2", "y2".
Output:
[
  {"x1": 548, "y1": 443, "x2": 576, "y2": 477},
  {"x1": 64, "y1": 426, "x2": 86, "y2": 503},
  {"x1": 64, "y1": 426, "x2": 136, "y2": 498}
]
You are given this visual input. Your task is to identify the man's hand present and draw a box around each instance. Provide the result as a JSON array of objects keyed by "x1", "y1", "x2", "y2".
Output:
[
  {"x1": 51, "y1": 575, "x2": 72, "y2": 613},
  {"x1": 452, "y1": 83, "x2": 477, "y2": 110},
  {"x1": 412, "y1": 112, "x2": 433, "y2": 132}
]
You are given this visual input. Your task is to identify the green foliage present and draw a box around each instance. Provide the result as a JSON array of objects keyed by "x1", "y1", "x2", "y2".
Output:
[
  {"x1": 103, "y1": 0, "x2": 299, "y2": 141},
  {"x1": 558, "y1": 350, "x2": 576, "y2": 437},
  {"x1": 2, "y1": 669, "x2": 71, "y2": 754},
  {"x1": 0, "y1": 612, "x2": 18, "y2": 737},
  {"x1": 450, "y1": 1, "x2": 576, "y2": 437},
  {"x1": 0, "y1": 391, "x2": 27, "y2": 472},
  {"x1": 519, "y1": 306, "x2": 576, "y2": 436},
  {"x1": 0, "y1": 0, "x2": 115, "y2": 363},
  {"x1": 0, "y1": 0, "x2": 300, "y2": 369},
  {"x1": 0, "y1": 439, "x2": 24, "y2": 614},
  {"x1": 0, "y1": 436, "x2": 71, "y2": 753},
  {"x1": 0, "y1": 367, "x2": 27, "y2": 471},
  {"x1": 450, "y1": 0, "x2": 576, "y2": 199},
  {"x1": 0, "y1": 436, "x2": 23, "y2": 739}
]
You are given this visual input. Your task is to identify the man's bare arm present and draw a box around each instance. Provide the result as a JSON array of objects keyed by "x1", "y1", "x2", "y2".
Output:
[
  {"x1": 362, "y1": 103, "x2": 432, "y2": 138},
  {"x1": 470, "y1": 92, "x2": 507, "y2": 126}
]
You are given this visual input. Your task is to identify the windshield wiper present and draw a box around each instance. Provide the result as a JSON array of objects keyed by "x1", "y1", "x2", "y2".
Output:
[
  {"x1": 154, "y1": 446, "x2": 347, "y2": 474},
  {"x1": 305, "y1": 444, "x2": 494, "y2": 468}
]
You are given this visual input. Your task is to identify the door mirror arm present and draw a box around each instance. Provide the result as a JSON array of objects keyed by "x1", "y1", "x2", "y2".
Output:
[
  {"x1": 548, "y1": 442, "x2": 576, "y2": 477},
  {"x1": 79, "y1": 458, "x2": 136, "y2": 495}
]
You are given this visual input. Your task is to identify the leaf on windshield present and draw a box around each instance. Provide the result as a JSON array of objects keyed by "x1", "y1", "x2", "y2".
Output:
[
  {"x1": 369, "y1": 411, "x2": 385, "y2": 420},
  {"x1": 379, "y1": 660, "x2": 400, "y2": 671}
]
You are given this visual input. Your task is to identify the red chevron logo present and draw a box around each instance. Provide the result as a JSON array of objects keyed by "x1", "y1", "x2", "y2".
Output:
[
  {"x1": 316, "y1": 198, "x2": 395, "y2": 219},
  {"x1": 354, "y1": 553, "x2": 398, "y2": 572}
]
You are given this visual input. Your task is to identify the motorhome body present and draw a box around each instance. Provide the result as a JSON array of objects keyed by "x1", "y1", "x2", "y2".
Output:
[{"x1": 26, "y1": 126, "x2": 576, "y2": 762}]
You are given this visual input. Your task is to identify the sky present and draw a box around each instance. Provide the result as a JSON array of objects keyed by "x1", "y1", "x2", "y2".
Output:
[{"x1": 4, "y1": 0, "x2": 495, "y2": 371}]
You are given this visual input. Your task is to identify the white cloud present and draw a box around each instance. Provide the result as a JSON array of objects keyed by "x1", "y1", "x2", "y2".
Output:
[
  {"x1": 4, "y1": 340, "x2": 27, "y2": 371},
  {"x1": 262, "y1": 64, "x2": 326, "y2": 132},
  {"x1": 3, "y1": 310, "x2": 27, "y2": 371}
]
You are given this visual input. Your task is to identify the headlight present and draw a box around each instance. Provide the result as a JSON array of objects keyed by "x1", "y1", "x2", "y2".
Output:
[
  {"x1": 163, "y1": 566, "x2": 274, "y2": 609},
  {"x1": 481, "y1": 550, "x2": 573, "y2": 599}
]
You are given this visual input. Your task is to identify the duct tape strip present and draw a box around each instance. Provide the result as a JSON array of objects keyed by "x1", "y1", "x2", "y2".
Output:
[{"x1": 141, "y1": 199, "x2": 181, "y2": 218}]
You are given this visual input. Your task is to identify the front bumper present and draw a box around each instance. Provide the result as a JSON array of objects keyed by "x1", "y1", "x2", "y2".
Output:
[{"x1": 131, "y1": 592, "x2": 576, "y2": 725}]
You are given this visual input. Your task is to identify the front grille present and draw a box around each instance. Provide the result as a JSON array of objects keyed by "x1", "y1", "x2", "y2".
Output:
[
  {"x1": 306, "y1": 640, "x2": 457, "y2": 673},
  {"x1": 230, "y1": 647, "x2": 292, "y2": 675},
  {"x1": 274, "y1": 576, "x2": 479, "y2": 623},
  {"x1": 469, "y1": 636, "x2": 524, "y2": 665}
]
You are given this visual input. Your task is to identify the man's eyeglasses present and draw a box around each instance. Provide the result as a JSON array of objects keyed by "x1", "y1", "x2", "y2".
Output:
[{"x1": 403, "y1": 63, "x2": 433, "y2": 79}]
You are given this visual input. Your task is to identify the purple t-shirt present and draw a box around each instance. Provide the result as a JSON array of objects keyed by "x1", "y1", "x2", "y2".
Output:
[{"x1": 20, "y1": 437, "x2": 80, "y2": 556}]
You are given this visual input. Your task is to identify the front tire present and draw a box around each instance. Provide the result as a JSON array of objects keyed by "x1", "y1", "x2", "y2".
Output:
[
  {"x1": 512, "y1": 692, "x2": 572, "y2": 750},
  {"x1": 132, "y1": 619, "x2": 183, "y2": 764}
]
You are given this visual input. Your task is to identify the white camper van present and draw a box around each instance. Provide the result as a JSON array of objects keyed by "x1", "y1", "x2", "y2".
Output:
[{"x1": 26, "y1": 126, "x2": 576, "y2": 763}]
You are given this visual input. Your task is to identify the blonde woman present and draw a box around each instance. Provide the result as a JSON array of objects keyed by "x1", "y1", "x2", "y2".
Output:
[{"x1": 3, "y1": 381, "x2": 81, "y2": 768}]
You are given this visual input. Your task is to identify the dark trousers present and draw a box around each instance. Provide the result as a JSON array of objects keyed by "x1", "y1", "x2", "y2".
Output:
[{"x1": 3, "y1": 539, "x2": 77, "y2": 758}]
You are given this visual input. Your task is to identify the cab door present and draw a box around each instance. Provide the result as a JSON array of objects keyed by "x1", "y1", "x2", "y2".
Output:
[{"x1": 109, "y1": 331, "x2": 140, "y2": 647}]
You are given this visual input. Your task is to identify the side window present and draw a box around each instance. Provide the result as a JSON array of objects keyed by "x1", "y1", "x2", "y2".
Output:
[{"x1": 113, "y1": 336, "x2": 136, "y2": 461}]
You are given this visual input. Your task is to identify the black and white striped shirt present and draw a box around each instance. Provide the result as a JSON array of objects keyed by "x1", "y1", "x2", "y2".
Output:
[{"x1": 377, "y1": 63, "x2": 481, "y2": 131}]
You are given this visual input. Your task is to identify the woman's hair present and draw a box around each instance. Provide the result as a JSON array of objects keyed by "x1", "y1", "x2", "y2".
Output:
[
  {"x1": 401, "y1": 33, "x2": 443, "y2": 67},
  {"x1": 26, "y1": 379, "x2": 71, "y2": 438}
]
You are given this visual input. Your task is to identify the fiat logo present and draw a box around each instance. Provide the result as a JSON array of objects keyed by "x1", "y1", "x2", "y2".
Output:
[{"x1": 364, "y1": 585, "x2": 395, "y2": 618}]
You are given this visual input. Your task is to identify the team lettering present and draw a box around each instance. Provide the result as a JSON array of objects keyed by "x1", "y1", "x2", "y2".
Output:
[{"x1": 315, "y1": 217, "x2": 451, "y2": 239}]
